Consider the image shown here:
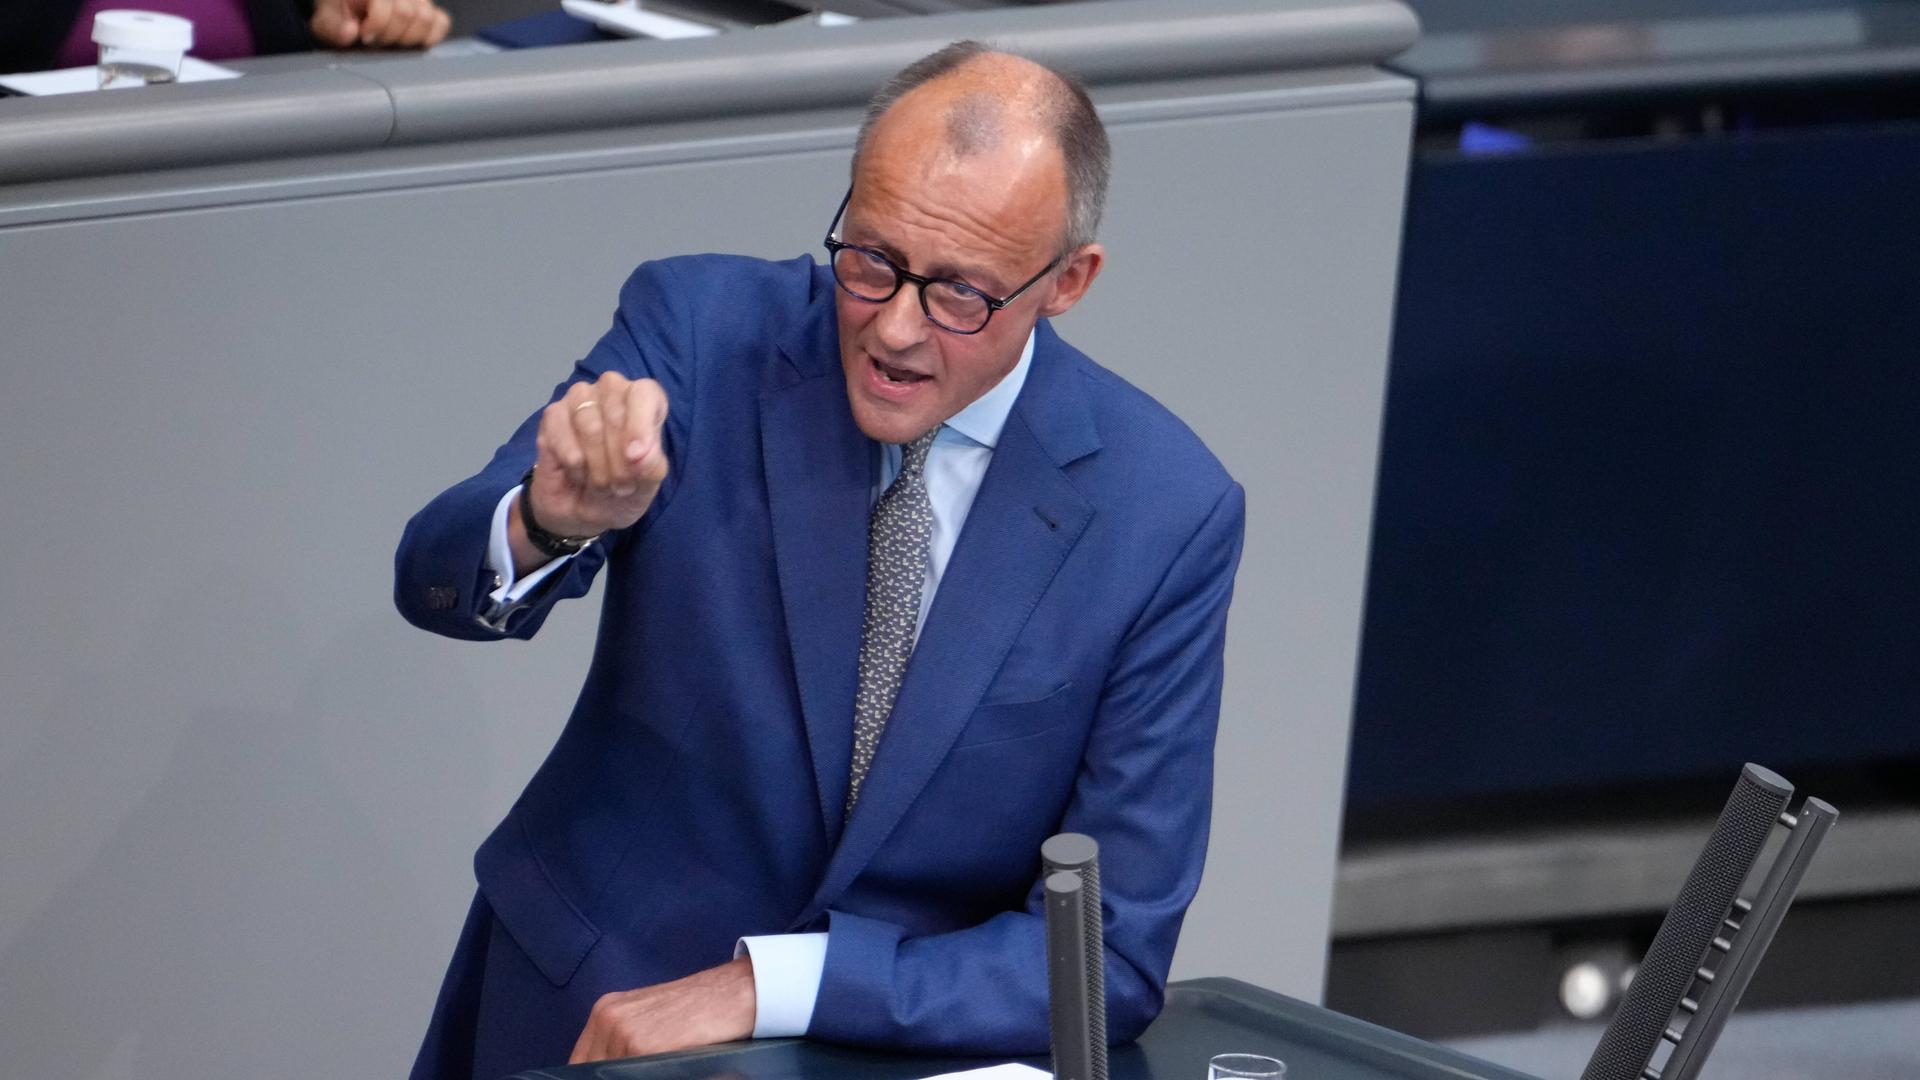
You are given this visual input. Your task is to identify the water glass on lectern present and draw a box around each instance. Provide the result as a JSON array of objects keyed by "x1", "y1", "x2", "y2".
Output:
[{"x1": 1209, "y1": 1052, "x2": 1286, "y2": 1079}]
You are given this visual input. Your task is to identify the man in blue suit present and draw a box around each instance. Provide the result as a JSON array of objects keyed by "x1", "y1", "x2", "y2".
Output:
[{"x1": 395, "y1": 42, "x2": 1244, "y2": 1080}]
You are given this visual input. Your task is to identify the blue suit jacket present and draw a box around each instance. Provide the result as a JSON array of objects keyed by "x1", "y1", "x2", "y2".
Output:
[{"x1": 395, "y1": 254, "x2": 1245, "y2": 1073}]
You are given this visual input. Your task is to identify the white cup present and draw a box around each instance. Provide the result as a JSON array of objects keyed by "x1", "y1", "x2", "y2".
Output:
[{"x1": 93, "y1": 10, "x2": 194, "y2": 89}]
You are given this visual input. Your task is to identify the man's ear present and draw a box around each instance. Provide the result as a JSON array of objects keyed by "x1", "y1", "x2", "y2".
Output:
[{"x1": 1038, "y1": 244, "x2": 1105, "y2": 318}]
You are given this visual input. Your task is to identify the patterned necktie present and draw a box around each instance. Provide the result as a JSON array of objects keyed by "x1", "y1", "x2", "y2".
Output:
[{"x1": 846, "y1": 429, "x2": 939, "y2": 816}]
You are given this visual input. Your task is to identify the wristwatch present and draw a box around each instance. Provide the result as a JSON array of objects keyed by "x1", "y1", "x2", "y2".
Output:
[{"x1": 518, "y1": 467, "x2": 601, "y2": 558}]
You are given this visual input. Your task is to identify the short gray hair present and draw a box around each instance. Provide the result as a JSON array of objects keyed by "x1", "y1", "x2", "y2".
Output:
[{"x1": 852, "y1": 41, "x2": 1111, "y2": 255}]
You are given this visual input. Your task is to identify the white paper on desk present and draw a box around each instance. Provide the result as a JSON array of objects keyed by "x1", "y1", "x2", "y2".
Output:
[
  {"x1": 559, "y1": 0, "x2": 720, "y2": 40},
  {"x1": 918, "y1": 1066, "x2": 1051, "y2": 1080},
  {"x1": 0, "y1": 57, "x2": 240, "y2": 96}
]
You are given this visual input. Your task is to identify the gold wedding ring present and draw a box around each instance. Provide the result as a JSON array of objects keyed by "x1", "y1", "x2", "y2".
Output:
[{"x1": 573, "y1": 400, "x2": 599, "y2": 413}]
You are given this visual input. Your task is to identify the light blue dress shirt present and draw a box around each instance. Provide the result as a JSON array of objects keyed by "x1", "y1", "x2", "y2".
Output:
[{"x1": 480, "y1": 330, "x2": 1034, "y2": 1037}]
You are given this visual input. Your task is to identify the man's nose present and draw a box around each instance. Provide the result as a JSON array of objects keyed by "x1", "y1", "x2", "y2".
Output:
[{"x1": 873, "y1": 283, "x2": 931, "y2": 352}]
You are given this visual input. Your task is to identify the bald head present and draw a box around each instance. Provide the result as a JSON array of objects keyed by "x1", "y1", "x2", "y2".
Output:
[
  {"x1": 942, "y1": 89, "x2": 1007, "y2": 158},
  {"x1": 853, "y1": 43, "x2": 1110, "y2": 254}
]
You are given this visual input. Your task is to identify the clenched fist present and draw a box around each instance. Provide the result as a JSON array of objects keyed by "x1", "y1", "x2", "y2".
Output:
[
  {"x1": 310, "y1": 0, "x2": 451, "y2": 50},
  {"x1": 509, "y1": 372, "x2": 670, "y2": 574}
]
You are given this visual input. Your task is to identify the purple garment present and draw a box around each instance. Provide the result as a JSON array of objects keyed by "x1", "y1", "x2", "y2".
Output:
[{"x1": 57, "y1": 0, "x2": 259, "y2": 68}]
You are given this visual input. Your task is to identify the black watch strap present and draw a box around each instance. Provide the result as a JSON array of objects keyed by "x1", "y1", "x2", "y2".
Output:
[{"x1": 518, "y1": 468, "x2": 600, "y2": 558}]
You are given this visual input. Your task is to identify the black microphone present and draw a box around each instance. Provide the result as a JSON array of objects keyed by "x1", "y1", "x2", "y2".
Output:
[{"x1": 1043, "y1": 833, "x2": 1106, "y2": 1080}]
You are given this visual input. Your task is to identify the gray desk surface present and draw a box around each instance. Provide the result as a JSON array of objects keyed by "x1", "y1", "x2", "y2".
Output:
[
  {"x1": 510, "y1": 979, "x2": 1542, "y2": 1080},
  {"x1": 1390, "y1": 0, "x2": 1920, "y2": 118}
]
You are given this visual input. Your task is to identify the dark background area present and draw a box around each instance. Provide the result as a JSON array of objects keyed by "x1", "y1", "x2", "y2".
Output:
[{"x1": 1348, "y1": 118, "x2": 1920, "y2": 813}]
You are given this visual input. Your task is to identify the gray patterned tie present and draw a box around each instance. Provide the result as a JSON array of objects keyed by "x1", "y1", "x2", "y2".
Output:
[{"x1": 846, "y1": 429, "x2": 939, "y2": 816}]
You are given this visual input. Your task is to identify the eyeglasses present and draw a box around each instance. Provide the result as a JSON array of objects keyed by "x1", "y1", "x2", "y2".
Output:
[{"x1": 822, "y1": 188, "x2": 1060, "y2": 336}]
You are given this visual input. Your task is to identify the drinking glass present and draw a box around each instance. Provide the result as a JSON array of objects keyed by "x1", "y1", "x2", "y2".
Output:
[{"x1": 1209, "y1": 1052, "x2": 1287, "y2": 1079}]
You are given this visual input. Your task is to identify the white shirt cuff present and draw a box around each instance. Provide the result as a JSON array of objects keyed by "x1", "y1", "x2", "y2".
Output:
[
  {"x1": 480, "y1": 485, "x2": 579, "y2": 629},
  {"x1": 734, "y1": 932, "x2": 828, "y2": 1038}
]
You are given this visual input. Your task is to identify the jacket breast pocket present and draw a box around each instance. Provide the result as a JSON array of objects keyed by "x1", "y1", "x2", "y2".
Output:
[{"x1": 951, "y1": 681, "x2": 1074, "y2": 750}]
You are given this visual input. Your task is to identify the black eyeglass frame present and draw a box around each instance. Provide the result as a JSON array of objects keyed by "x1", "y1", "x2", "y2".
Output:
[{"x1": 822, "y1": 188, "x2": 1062, "y2": 336}]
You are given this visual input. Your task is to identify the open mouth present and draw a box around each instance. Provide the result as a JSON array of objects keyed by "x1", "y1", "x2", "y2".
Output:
[{"x1": 873, "y1": 357, "x2": 931, "y2": 384}]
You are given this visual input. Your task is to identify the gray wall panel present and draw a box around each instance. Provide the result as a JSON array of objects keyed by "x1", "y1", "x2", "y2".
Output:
[
  {"x1": 0, "y1": 71, "x2": 1410, "y2": 1078},
  {"x1": 1083, "y1": 97, "x2": 1413, "y2": 994}
]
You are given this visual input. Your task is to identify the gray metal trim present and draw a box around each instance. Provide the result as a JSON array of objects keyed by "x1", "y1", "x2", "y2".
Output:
[
  {"x1": 1402, "y1": 46, "x2": 1920, "y2": 121},
  {"x1": 0, "y1": 70, "x2": 394, "y2": 187},
  {"x1": 0, "y1": 0, "x2": 1417, "y2": 187},
  {"x1": 0, "y1": 68, "x2": 1413, "y2": 229},
  {"x1": 1335, "y1": 806, "x2": 1920, "y2": 939}
]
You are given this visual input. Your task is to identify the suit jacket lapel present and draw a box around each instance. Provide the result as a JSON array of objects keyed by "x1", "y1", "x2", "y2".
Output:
[
  {"x1": 793, "y1": 321, "x2": 1101, "y2": 926},
  {"x1": 762, "y1": 324, "x2": 871, "y2": 850}
]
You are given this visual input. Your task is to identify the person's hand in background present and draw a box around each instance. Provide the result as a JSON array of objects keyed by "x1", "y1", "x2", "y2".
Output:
[{"x1": 310, "y1": 0, "x2": 452, "y2": 50}]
